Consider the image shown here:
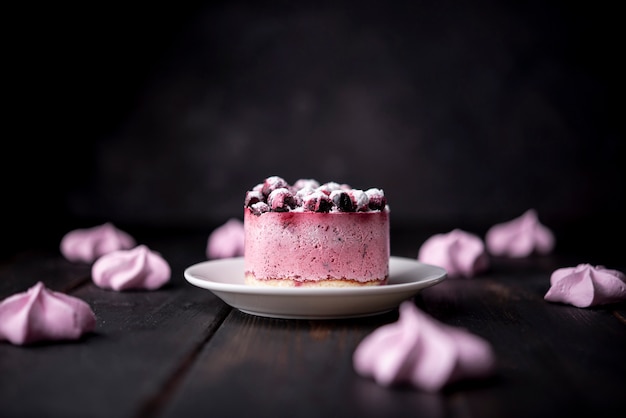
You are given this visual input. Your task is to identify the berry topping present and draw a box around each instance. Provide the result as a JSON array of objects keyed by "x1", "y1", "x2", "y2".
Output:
[
  {"x1": 366, "y1": 188, "x2": 387, "y2": 211},
  {"x1": 330, "y1": 190, "x2": 355, "y2": 212},
  {"x1": 245, "y1": 190, "x2": 264, "y2": 207},
  {"x1": 302, "y1": 191, "x2": 332, "y2": 212},
  {"x1": 245, "y1": 177, "x2": 387, "y2": 214},
  {"x1": 250, "y1": 201, "x2": 270, "y2": 215},
  {"x1": 262, "y1": 175, "x2": 289, "y2": 197},
  {"x1": 267, "y1": 188, "x2": 296, "y2": 212},
  {"x1": 317, "y1": 182, "x2": 342, "y2": 196},
  {"x1": 293, "y1": 178, "x2": 320, "y2": 191},
  {"x1": 349, "y1": 189, "x2": 370, "y2": 211},
  {"x1": 295, "y1": 187, "x2": 314, "y2": 207}
]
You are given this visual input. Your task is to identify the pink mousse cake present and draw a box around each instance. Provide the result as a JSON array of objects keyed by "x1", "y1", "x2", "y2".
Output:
[{"x1": 244, "y1": 176, "x2": 390, "y2": 287}]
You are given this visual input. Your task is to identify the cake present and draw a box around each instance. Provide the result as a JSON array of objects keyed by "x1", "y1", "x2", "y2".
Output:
[{"x1": 243, "y1": 176, "x2": 390, "y2": 287}]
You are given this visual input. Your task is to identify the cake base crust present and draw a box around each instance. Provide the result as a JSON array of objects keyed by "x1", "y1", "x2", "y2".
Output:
[{"x1": 244, "y1": 272, "x2": 388, "y2": 288}]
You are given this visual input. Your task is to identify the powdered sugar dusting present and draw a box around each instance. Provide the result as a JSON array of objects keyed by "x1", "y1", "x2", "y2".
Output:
[{"x1": 245, "y1": 176, "x2": 388, "y2": 214}]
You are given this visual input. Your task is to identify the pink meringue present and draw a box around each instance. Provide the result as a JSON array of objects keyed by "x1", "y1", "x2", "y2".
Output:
[
  {"x1": 60, "y1": 222, "x2": 136, "y2": 263},
  {"x1": 206, "y1": 218, "x2": 245, "y2": 259},
  {"x1": 485, "y1": 209, "x2": 555, "y2": 257},
  {"x1": 91, "y1": 245, "x2": 171, "y2": 291},
  {"x1": 0, "y1": 282, "x2": 96, "y2": 345},
  {"x1": 353, "y1": 302, "x2": 495, "y2": 392},
  {"x1": 417, "y1": 229, "x2": 489, "y2": 278},
  {"x1": 544, "y1": 264, "x2": 626, "y2": 308}
]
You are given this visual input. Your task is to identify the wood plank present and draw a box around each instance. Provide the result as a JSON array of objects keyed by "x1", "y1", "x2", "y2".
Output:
[
  {"x1": 416, "y1": 256, "x2": 626, "y2": 418},
  {"x1": 0, "y1": 231, "x2": 230, "y2": 418},
  {"x1": 0, "y1": 248, "x2": 92, "y2": 298},
  {"x1": 2, "y1": 229, "x2": 624, "y2": 418},
  {"x1": 160, "y1": 253, "x2": 626, "y2": 418},
  {"x1": 158, "y1": 309, "x2": 426, "y2": 418}
]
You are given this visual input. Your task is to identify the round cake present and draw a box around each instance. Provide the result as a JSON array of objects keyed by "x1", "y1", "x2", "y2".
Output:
[{"x1": 244, "y1": 176, "x2": 390, "y2": 287}]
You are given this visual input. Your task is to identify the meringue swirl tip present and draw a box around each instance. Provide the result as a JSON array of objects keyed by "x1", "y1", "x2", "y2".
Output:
[
  {"x1": 353, "y1": 301, "x2": 495, "y2": 392},
  {"x1": 60, "y1": 222, "x2": 136, "y2": 263},
  {"x1": 91, "y1": 245, "x2": 171, "y2": 291},
  {"x1": 0, "y1": 281, "x2": 96, "y2": 346},
  {"x1": 206, "y1": 218, "x2": 245, "y2": 259},
  {"x1": 485, "y1": 209, "x2": 555, "y2": 258},
  {"x1": 545, "y1": 264, "x2": 626, "y2": 308},
  {"x1": 418, "y1": 229, "x2": 489, "y2": 278}
]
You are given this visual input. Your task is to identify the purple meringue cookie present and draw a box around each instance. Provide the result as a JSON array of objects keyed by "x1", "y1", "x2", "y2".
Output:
[
  {"x1": 418, "y1": 229, "x2": 489, "y2": 278},
  {"x1": 485, "y1": 209, "x2": 555, "y2": 257},
  {"x1": 91, "y1": 245, "x2": 171, "y2": 291},
  {"x1": 353, "y1": 302, "x2": 495, "y2": 392},
  {"x1": 206, "y1": 218, "x2": 245, "y2": 259},
  {"x1": 0, "y1": 282, "x2": 96, "y2": 345},
  {"x1": 60, "y1": 222, "x2": 136, "y2": 263},
  {"x1": 545, "y1": 264, "x2": 626, "y2": 308}
]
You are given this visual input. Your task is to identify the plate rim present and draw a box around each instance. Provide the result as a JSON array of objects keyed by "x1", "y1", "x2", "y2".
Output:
[{"x1": 184, "y1": 256, "x2": 447, "y2": 296}]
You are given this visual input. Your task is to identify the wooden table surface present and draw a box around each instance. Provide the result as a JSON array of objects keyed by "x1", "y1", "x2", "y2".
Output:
[{"x1": 1, "y1": 226, "x2": 625, "y2": 418}]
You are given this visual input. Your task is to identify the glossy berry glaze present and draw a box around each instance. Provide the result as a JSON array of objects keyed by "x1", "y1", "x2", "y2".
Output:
[{"x1": 244, "y1": 176, "x2": 390, "y2": 287}]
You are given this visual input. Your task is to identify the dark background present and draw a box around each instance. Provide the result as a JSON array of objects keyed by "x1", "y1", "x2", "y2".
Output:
[{"x1": 4, "y1": 0, "x2": 624, "y2": 259}]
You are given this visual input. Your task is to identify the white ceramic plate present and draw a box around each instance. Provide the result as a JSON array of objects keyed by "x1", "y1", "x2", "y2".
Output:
[{"x1": 184, "y1": 256, "x2": 446, "y2": 319}]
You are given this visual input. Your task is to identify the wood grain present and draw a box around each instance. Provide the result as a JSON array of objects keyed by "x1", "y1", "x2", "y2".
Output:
[{"x1": 1, "y1": 231, "x2": 624, "y2": 418}]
